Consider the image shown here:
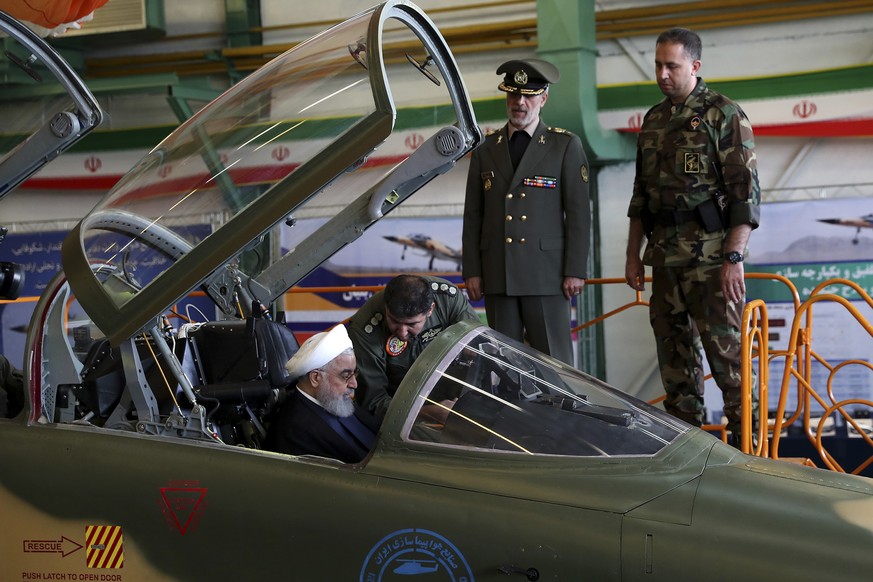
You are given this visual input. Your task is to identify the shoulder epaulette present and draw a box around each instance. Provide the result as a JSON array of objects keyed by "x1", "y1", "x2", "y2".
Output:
[
  {"x1": 429, "y1": 280, "x2": 459, "y2": 297},
  {"x1": 548, "y1": 127, "x2": 571, "y2": 135},
  {"x1": 361, "y1": 311, "x2": 383, "y2": 334},
  {"x1": 485, "y1": 128, "x2": 499, "y2": 137}
]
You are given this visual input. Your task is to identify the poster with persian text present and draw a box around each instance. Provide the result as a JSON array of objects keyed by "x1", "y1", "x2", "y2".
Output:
[{"x1": 742, "y1": 198, "x2": 873, "y2": 418}]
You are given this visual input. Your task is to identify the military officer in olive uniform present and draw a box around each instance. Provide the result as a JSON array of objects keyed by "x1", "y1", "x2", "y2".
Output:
[
  {"x1": 348, "y1": 274, "x2": 479, "y2": 420},
  {"x1": 462, "y1": 58, "x2": 591, "y2": 366}
]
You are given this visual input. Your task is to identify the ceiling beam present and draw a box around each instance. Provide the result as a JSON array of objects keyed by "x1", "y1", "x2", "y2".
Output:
[{"x1": 73, "y1": 1, "x2": 873, "y2": 80}]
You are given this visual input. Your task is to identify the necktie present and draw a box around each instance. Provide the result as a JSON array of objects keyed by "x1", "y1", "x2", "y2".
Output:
[{"x1": 509, "y1": 130, "x2": 531, "y2": 170}]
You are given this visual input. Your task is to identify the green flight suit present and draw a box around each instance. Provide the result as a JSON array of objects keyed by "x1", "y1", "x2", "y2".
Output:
[{"x1": 348, "y1": 276, "x2": 479, "y2": 419}]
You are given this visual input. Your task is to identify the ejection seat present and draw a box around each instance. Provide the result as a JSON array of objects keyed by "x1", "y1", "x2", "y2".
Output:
[{"x1": 185, "y1": 317, "x2": 299, "y2": 447}]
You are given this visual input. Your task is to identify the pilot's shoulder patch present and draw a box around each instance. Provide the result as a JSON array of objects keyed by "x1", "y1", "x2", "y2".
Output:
[
  {"x1": 359, "y1": 310, "x2": 382, "y2": 334},
  {"x1": 431, "y1": 280, "x2": 459, "y2": 296}
]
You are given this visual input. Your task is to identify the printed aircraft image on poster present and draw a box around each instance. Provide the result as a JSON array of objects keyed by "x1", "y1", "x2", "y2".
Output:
[
  {"x1": 2, "y1": 3, "x2": 873, "y2": 581},
  {"x1": 383, "y1": 232, "x2": 462, "y2": 269},
  {"x1": 818, "y1": 213, "x2": 873, "y2": 244}
]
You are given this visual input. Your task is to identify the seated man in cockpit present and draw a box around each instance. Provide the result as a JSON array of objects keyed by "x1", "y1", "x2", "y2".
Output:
[{"x1": 264, "y1": 325, "x2": 378, "y2": 463}]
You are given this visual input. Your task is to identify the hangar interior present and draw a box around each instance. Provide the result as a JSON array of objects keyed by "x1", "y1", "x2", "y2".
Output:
[{"x1": 2, "y1": 0, "x2": 873, "y2": 431}]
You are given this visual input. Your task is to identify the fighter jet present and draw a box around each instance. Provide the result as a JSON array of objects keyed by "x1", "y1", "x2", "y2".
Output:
[
  {"x1": 384, "y1": 233, "x2": 462, "y2": 270},
  {"x1": 2, "y1": 3, "x2": 873, "y2": 581},
  {"x1": 818, "y1": 214, "x2": 873, "y2": 244}
]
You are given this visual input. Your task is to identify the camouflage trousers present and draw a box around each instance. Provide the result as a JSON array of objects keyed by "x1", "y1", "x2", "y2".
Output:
[{"x1": 649, "y1": 264, "x2": 753, "y2": 433}]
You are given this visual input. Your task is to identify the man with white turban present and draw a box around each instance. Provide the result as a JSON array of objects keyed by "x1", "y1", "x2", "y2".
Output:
[{"x1": 265, "y1": 325, "x2": 377, "y2": 463}]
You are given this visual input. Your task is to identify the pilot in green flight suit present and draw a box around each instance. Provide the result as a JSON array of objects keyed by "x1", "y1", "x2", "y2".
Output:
[{"x1": 348, "y1": 274, "x2": 479, "y2": 420}]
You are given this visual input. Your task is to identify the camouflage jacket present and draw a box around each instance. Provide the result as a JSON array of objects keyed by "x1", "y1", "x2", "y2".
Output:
[{"x1": 627, "y1": 78, "x2": 760, "y2": 267}]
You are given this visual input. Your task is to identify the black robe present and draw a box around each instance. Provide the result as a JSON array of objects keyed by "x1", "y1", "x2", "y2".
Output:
[{"x1": 265, "y1": 388, "x2": 378, "y2": 464}]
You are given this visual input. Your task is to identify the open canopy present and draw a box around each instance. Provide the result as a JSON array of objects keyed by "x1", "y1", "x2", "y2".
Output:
[
  {"x1": 60, "y1": 0, "x2": 481, "y2": 346},
  {"x1": 0, "y1": 10, "x2": 103, "y2": 200}
]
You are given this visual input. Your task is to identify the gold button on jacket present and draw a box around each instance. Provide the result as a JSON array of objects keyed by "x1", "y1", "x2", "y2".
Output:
[{"x1": 462, "y1": 120, "x2": 591, "y2": 296}]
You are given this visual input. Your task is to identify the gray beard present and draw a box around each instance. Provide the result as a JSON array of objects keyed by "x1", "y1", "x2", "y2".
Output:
[{"x1": 315, "y1": 384, "x2": 355, "y2": 418}]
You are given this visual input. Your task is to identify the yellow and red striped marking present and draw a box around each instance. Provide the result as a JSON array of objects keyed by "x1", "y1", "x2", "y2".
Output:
[{"x1": 85, "y1": 525, "x2": 124, "y2": 569}]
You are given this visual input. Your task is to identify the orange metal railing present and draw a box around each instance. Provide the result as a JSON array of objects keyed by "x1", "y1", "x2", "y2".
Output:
[
  {"x1": 765, "y1": 278, "x2": 873, "y2": 474},
  {"x1": 571, "y1": 273, "x2": 873, "y2": 471}
]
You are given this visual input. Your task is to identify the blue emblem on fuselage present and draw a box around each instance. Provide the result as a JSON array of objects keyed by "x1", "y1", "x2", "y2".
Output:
[{"x1": 360, "y1": 528, "x2": 474, "y2": 581}]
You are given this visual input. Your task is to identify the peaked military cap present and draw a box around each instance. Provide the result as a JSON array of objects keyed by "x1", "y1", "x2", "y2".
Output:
[{"x1": 497, "y1": 58, "x2": 560, "y2": 95}]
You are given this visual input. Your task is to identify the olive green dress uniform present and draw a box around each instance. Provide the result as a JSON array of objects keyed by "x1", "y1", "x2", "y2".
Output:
[
  {"x1": 348, "y1": 276, "x2": 479, "y2": 419},
  {"x1": 627, "y1": 78, "x2": 760, "y2": 432},
  {"x1": 462, "y1": 120, "x2": 590, "y2": 365}
]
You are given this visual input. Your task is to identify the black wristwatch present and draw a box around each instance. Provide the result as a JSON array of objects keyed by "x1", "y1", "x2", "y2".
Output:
[{"x1": 725, "y1": 251, "x2": 744, "y2": 264}]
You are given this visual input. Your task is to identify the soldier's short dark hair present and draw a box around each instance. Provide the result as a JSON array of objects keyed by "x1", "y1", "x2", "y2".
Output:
[
  {"x1": 384, "y1": 275, "x2": 434, "y2": 318},
  {"x1": 656, "y1": 28, "x2": 702, "y2": 62}
]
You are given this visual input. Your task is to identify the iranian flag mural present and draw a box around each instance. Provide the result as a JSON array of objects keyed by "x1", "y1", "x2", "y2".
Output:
[{"x1": 597, "y1": 64, "x2": 873, "y2": 138}]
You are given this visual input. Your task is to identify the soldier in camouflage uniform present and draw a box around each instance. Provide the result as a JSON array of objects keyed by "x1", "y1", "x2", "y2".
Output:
[
  {"x1": 624, "y1": 28, "x2": 760, "y2": 440},
  {"x1": 348, "y1": 274, "x2": 479, "y2": 421}
]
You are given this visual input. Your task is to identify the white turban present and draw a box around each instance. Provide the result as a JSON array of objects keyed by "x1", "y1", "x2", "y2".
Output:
[{"x1": 285, "y1": 324, "x2": 353, "y2": 379}]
